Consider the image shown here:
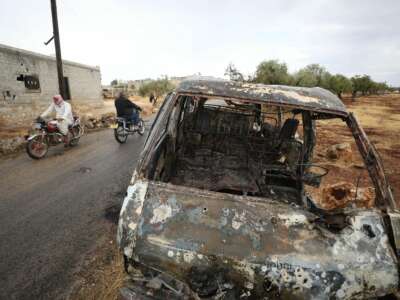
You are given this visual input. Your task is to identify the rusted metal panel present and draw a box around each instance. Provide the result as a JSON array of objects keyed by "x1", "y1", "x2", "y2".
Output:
[
  {"x1": 177, "y1": 77, "x2": 348, "y2": 117},
  {"x1": 388, "y1": 211, "x2": 400, "y2": 257},
  {"x1": 120, "y1": 181, "x2": 398, "y2": 299}
]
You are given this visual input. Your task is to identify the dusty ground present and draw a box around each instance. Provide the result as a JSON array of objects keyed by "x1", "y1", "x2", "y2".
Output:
[
  {"x1": 306, "y1": 94, "x2": 400, "y2": 209},
  {"x1": 69, "y1": 93, "x2": 400, "y2": 299}
]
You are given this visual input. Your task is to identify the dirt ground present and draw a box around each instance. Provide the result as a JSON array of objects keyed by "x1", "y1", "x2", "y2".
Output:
[
  {"x1": 67, "y1": 214, "x2": 125, "y2": 300},
  {"x1": 69, "y1": 93, "x2": 400, "y2": 299},
  {"x1": 307, "y1": 94, "x2": 400, "y2": 209},
  {"x1": 78, "y1": 96, "x2": 155, "y2": 118}
]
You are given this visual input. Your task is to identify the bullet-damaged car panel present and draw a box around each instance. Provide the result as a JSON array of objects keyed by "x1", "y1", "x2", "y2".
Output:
[{"x1": 118, "y1": 77, "x2": 400, "y2": 299}]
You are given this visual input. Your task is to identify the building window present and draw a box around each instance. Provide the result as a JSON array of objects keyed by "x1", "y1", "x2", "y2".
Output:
[
  {"x1": 16, "y1": 74, "x2": 41, "y2": 90},
  {"x1": 24, "y1": 75, "x2": 40, "y2": 90}
]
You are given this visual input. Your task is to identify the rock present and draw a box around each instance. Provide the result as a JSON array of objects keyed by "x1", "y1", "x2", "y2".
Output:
[
  {"x1": 85, "y1": 121, "x2": 94, "y2": 129},
  {"x1": 101, "y1": 112, "x2": 115, "y2": 119},
  {"x1": 326, "y1": 143, "x2": 352, "y2": 162},
  {"x1": 0, "y1": 136, "x2": 25, "y2": 155},
  {"x1": 336, "y1": 143, "x2": 351, "y2": 151},
  {"x1": 326, "y1": 148, "x2": 339, "y2": 160},
  {"x1": 100, "y1": 113, "x2": 115, "y2": 127}
]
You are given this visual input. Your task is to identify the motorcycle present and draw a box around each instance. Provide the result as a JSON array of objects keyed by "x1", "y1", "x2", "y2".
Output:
[
  {"x1": 112, "y1": 117, "x2": 145, "y2": 144},
  {"x1": 26, "y1": 116, "x2": 84, "y2": 159}
]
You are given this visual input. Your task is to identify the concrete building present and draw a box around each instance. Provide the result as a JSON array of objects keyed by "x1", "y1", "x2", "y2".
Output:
[{"x1": 0, "y1": 43, "x2": 103, "y2": 127}]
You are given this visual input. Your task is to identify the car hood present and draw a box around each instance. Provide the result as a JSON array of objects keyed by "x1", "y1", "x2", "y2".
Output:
[{"x1": 118, "y1": 180, "x2": 399, "y2": 299}]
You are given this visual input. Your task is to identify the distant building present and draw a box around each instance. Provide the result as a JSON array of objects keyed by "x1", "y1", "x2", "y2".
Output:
[{"x1": 0, "y1": 43, "x2": 103, "y2": 127}]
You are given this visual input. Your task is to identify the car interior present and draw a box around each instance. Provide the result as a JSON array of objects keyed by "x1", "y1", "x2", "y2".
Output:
[{"x1": 143, "y1": 95, "x2": 328, "y2": 206}]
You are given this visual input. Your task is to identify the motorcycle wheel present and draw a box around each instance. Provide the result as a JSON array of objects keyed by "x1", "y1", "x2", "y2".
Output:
[
  {"x1": 26, "y1": 135, "x2": 49, "y2": 159},
  {"x1": 137, "y1": 119, "x2": 145, "y2": 136},
  {"x1": 114, "y1": 125, "x2": 128, "y2": 144},
  {"x1": 69, "y1": 125, "x2": 81, "y2": 147}
]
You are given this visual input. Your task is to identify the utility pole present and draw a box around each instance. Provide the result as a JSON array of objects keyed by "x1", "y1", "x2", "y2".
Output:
[{"x1": 50, "y1": 0, "x2": 65, "y2": 98}]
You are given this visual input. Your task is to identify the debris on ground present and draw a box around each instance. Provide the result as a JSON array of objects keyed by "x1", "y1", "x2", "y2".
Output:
[
  {"x1": 326, "y1": 142, "x2": 352, "y2": 162},
  {"x1": 0, "y1": 136, "x2": 25, "y2": 155},
  {"x1": 82, "y1": 112, "x2": 116, "y2": 130},
  {"x1": 319, "y1": 181, "x2": 375, "y2": 210}
]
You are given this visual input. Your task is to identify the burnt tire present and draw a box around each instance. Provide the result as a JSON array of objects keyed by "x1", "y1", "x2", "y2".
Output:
[
  {"x1": 114, "y1": 125, "x2": 128, "y2": 144},
  {"x1": 69, "y1": 125, "x2": 82, "y2": 147},
  {"x1": 26, "y1": 136, "x2": 49, "y2": 159}
]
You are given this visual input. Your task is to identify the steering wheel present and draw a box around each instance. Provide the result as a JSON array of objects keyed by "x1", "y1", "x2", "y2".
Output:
[{"x1": 298, "y1": 163, "x2": 329, "y2": 187}]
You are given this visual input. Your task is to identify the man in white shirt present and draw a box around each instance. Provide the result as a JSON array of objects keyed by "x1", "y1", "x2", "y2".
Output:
[{"x1": 40, "y1": 94, "x2": 74, "y2": 143}]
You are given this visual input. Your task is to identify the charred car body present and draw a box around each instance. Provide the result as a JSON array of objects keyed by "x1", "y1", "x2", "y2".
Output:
[{"x1": 117, "y1": 77, "x2": 400, "y2": 299}]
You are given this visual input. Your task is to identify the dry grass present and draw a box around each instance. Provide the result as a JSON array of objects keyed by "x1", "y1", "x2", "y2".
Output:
[
  {"x1": 69, "y1": 241, "x2": 125, "y2": 300},
  {"x1": 128, "y1": 95, "x2": 156, "y2": 117}
]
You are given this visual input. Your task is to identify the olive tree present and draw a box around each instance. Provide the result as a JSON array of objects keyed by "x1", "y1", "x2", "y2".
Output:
[
  {"x1": 351, "y1": 75, "x2": 373, "y2": 97},
  {"x1": 253, "y1": 60, "x2": 291, "y2": 85},
  {"x1": 294, "y1": 64, "x2": 331, "y2": 88},
  {"x1": 328, "y1": 74, "x2": 353, "y2": 99},
  {"x1": 138, "y1": 77, "x2": 175, "y2": 98},
  {"x1": 369, "y1": 82, "x2": 389, "y2": 95}
]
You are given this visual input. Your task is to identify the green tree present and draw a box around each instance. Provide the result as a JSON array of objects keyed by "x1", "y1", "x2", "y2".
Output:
[
  {"x1": 351, "y1": 75, "x2": 373, "y2": 98},
  {"x1": 138, "y1": 77, "x2": 175, "y2": 98},
  {"x1": 253, "y1": 60, "x2": 291, "y2": 85},
  {"x1": 369, "y1": 81, "x2": 388, "y2": 94},
  {"x1": 294, "y1": 64, "x2": 331, "y2": 88},
  {"x1": 224, "y1": 63, "x2": 244, "y2": 81},
  {"x1": 328, "y1": 74, "x2": 353, "y2": 99},
  {"x1": 110, "y1": 79, "x2": 118, "y2": 86}
]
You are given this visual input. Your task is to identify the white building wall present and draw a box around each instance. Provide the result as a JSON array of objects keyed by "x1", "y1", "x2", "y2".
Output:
[{"x1": 0, "y1": 44, "x2": 103, "y2": 127}]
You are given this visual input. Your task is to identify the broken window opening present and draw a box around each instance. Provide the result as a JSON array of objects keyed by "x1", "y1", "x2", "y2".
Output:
[
  {"x1": 304, "y1": 117, "x2": 376, "y2": 210},
  {"x1": 142, "y1": 94, "x2": 378, "y2": 212},
  {"x1": 144, "y1": 95, "x2": 322, "y2": 206},
  {"x1": 23, "y1": 75, "x2": 40, "y2": 90}
]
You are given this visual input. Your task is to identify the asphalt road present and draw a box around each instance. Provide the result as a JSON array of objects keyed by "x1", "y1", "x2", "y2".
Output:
[{"x1": 0, "y1": 127, "x2": 148, "y2": 299}]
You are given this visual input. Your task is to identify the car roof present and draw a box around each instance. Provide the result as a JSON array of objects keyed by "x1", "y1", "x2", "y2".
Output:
[{"x1": 176, "y1": 76, "x2": 348, "y2": 117}]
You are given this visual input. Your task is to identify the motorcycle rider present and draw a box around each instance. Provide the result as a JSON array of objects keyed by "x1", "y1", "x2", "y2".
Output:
[
  {"x1": 40, "y1": 94, "x2": 73, "y2": 145},
  {"x1": 114, "y1": 92, "x2": 142, "y2": 129}
]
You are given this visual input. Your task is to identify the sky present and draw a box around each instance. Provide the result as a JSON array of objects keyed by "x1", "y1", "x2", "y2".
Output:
[{"x1": 1, "y1": 0, "x2": 399, "y2": 86}]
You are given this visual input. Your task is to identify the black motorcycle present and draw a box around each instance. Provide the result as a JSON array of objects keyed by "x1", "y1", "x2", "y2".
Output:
[{"x1": 112, "y1": 117, "x2": 145, "y2": 144}]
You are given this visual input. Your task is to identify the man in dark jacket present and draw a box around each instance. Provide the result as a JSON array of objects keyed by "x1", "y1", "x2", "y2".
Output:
[{"x1": 114, "y1": 92, "x2": 142, "y2": 127}]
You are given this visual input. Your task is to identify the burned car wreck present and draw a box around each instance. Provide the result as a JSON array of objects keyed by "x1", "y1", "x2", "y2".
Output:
[{"x1": 117, "y1": 77, "x2": 400, "y2": 299}]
